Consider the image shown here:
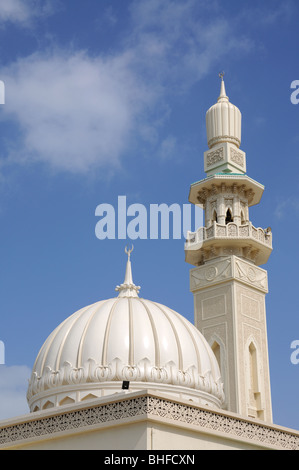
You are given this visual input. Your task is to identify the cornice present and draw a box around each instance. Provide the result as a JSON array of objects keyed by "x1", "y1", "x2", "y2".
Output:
[
  {"x1": 189, "y1": 174, "x2": 264, "y2": 208},
  {"x1": 0, "y1": 390, "x2": 298, "y2": 450}
]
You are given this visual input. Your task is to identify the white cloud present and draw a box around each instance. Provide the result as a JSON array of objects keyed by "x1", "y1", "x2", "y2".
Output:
[
  {"x1": 127, "y1": 0, "x2": 253, "y2": 89},
  {"x1": 0, "y1": 0, "x2": 53, "y2": 26},
  {"x1": 275, "y1": 197, "x2": 299, "y2": 219},
  {"x1": 0, "y1": 0, "x2": 33, "y2": 23},
  {"x1": 2, "y1": 50, "x2": 155, "y2": 173},
  {"x1": 0, "y1": 0, "x2": 274, "y2": 174},
  {"x1": 0, "y1": 365, "x2": 31, "y2": 420}
]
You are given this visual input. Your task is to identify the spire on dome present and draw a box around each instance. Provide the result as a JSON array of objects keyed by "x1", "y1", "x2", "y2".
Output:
[
  {"x1": 115, "y1": 245, "x2": 141, "y2": 297},
  {"x1": 218, "y1": 71, "x2": 229, "y2": 103}
]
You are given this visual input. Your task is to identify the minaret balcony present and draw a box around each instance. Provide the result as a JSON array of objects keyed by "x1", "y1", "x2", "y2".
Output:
[{"x1": 185, "y1": 221, "x2": 272, "y2": 266}]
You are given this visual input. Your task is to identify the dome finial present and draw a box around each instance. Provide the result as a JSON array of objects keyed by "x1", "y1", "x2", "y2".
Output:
[
  {"x1": 115, "y1": 245, "x2": 140, "y2": 297},
  {"x1": 125, "y1": 244, "x2": 134, "y2": 260}
]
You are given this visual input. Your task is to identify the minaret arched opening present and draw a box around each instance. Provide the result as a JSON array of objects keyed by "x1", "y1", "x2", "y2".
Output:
[
  {"x1": 225, "y1": 209, "x2": 233, "y2": 224},
  {"x1": 247, "y1": 341, "x2": 264, "y2": 420}
]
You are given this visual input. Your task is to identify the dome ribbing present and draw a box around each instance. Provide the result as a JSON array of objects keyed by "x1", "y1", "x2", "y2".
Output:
[{"x1": 27, "y1": 250, "x2": 224, "y2": 412}]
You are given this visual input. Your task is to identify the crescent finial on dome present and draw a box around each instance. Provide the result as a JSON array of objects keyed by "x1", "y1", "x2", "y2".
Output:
[
  {"x1": 125, "y1": 244, "x2": 134, "y2": 259},
  {"x1": 115, "y1": 246, "x2": 140, "y2": 297}
]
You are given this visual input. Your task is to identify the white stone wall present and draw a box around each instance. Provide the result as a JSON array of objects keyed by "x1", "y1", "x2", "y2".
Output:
[{"x1": 190, "y1": 256, "x2": 272, "y2": 422}]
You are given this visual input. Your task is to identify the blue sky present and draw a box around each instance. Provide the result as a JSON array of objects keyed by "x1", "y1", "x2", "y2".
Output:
[{"x1": 0, "y1": 0, "x2": 298, "y2": 430}]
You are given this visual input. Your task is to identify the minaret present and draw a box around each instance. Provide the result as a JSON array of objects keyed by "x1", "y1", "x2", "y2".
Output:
[{"x1": 185, "y1": 74, "x2": 273, "y2": 422}]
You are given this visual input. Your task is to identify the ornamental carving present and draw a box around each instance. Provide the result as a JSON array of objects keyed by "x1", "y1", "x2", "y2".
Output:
[
  {"x1": 235, "y1": 259, "x2": 268, "y2": 292},
  {"x1": 0, "y1": 394, "x2": 298, "y2": 450},
  {"x1": 27, "y1": 357, "x2": 225, "y2": 412},
  {"x1": 197, "y1": 183, "x2": 255, "y2": 204},
  {"x1": 247, "y1": 267, "x2": 256, "y2": 282},
  {"x1": 239, "y1": 225, "x2": 249, "y2": 237},
  {"x1": 190, "y1": 259, "x2": 231, "y2": 290},
  {"x1": 205, "y1": 266, "x2": 218, "y2": 281},
  {"x1": 206, "y1": 148, "x2": 224, "y2": 167},
  {"x1": 225, "y1": 198, "x2": 233, "y2": 210},
  {"x1": 190, "y1": 257, "x2": 268, "y2": 293},
  {"x1": 216, "y1": 225, "x2": 226, "y2": 237},
  {"x1": 230, "y1": 148, "x2": 244, "y2": 168},
  {"x1": 227, "y1": 223, "x2": 237, "y2": 236}
]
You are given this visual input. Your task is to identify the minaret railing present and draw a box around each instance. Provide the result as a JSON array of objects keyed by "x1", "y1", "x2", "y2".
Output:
[{"x1": 185, "y1": 222, "x2": 272, "y2": 248}]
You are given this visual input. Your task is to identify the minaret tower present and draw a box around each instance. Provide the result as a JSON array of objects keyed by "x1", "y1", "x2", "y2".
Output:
[{"x1": 185, "y1": 74, "x2": 273, "y2": 422}]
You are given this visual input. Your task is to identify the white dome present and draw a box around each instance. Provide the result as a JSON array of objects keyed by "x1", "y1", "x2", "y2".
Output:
[
  {"x1": 27, "y1": 252, "x2": 224, "y2": 412},
  {"x1": 206, "y1": 77, "x2": 241, "y2": 149}
]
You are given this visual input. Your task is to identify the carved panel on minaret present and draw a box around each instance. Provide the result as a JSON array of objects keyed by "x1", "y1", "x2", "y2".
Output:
[
  {"x1": 234, "y1": 258, "x2": 268, "y2": 293},
  {"x1": 190, "y1": 258, "x2": 232, "y2": 291},
  {"x1": 190, "y1": 256, "x2": 268, "y2": 294},
  {"x1": 230, "y1": 147, "x2": 245, "y2": 168}
]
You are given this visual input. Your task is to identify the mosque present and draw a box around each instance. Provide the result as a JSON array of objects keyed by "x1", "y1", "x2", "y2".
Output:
[{"x1": 0, "y1": 77, "x2": 298, "y2": 450}]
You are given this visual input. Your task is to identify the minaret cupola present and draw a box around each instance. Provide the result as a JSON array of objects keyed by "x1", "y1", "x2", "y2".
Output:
[
  {"x1": 204, "y1": 73, "x2": 245, "y2": 176},
  {"x1": 206, "y1": 73, "x2": 241, "y2": 150}
]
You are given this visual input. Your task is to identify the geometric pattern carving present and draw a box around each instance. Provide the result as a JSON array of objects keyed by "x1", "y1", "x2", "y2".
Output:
[{"x1": 0, "y1": 393, "x2": 298, "y2": 450}]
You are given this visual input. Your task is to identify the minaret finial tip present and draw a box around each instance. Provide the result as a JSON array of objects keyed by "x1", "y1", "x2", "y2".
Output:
[
  {"x1": 125, "y1": 244, "x2": 134, "y2": 259},
  {"x1": 219, "y1": 71, "x2": 225, "y2": 81}
]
